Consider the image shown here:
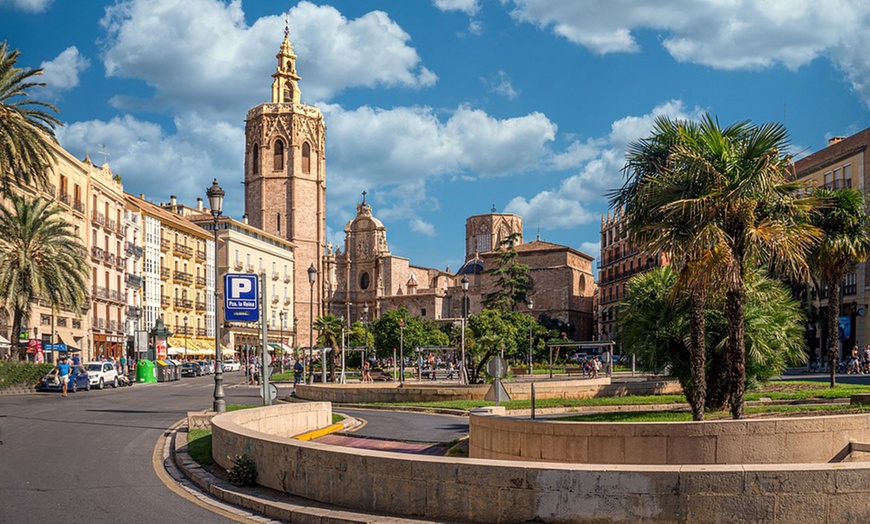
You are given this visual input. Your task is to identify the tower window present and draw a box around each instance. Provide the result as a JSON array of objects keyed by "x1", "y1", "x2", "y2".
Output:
[
  {"x1": 360, "y1": 272, "x2": 370, "y2": 290},
  {"x1": 277, "y1": 213, "x2": 281, "y2": 233},
  {"x1": 273, "y1": 140, "x2": 284, "y2": 171},
  {"x1": 302, "y1": 142, "x2": 311, "y2": 174},
  {"x1": 252, "y1": 144, "x2": 259, "y2": 175}
]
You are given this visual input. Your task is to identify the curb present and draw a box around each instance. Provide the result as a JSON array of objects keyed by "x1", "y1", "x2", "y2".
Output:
[{"x1": 170, "y1": 424, "x2": 437, "y2": 523}]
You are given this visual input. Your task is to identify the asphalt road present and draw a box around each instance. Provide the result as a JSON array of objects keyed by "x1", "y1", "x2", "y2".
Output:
[
  {"x1": 0, "y1": 371, "x2": 261, "y2": 524},
  {"x1": 336, "y1": 407, "x2": 468, "y2": 443}
]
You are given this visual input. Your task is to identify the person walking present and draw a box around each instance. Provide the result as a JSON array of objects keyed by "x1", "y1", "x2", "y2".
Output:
[
  {"x1": 293, "y1": 359, "x2": 304, "y2": 388},
  {"x1": 57, "y1": 355, "x2": 72, "y2": 397}
]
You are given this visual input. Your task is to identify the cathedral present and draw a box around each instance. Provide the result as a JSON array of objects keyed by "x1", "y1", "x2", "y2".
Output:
[{"x1": 245, "y1": 29, "x2": 596, "y2": 345}]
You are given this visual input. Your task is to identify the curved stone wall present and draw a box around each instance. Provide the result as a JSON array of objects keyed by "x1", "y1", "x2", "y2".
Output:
[
  {"x1": 469, "y1": 411, "x2": 870, "y2": 464},
  {"x1": 210, "y1": 403, "x2": 870, "y2": 523},
  {"x1": 294, "y1": 377, "x2": 680, "y2": 403}
]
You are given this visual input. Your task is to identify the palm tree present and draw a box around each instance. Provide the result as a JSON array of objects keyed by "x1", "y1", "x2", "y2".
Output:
[
  {"x1": 314, "y1": 314, "x2": 343, "y2": 380},
  {"x1": 809, "y1": 188, "x2": 870, "y2": 387},
  {"x1": 0, "y1": 41, "x2": 61, "y2": 195},
  {"x1": 0, "y1": 196, "x2": 89, "y2": 361}
]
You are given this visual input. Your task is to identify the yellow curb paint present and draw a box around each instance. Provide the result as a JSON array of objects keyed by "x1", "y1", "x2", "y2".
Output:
[{"x1": 294, "y1": 423, "x2": 344, "y2": 441}]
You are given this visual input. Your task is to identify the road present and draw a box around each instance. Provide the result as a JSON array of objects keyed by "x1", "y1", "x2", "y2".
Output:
[
  {"x1": 336, "y1": 407, "x2": 468, "y2": 443},
  {"x1": 0, "y1": 371, "x2": 263, "y2": 524}
]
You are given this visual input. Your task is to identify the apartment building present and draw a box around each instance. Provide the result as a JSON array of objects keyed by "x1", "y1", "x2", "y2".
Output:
[
  {"x1": 123, "y1": 206, "x2": 144, "y2": 354},
  {"x1": 794, "y1": 129, "x2": 870, "y2": 357}
]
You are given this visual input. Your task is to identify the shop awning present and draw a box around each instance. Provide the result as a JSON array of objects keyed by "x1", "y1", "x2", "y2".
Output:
[{"x1": 0, "y1": 334, "x2": 10, "y2": 348}]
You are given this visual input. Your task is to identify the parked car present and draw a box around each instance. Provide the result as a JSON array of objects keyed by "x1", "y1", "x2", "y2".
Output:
[
  {"x1": 85, "y1": 361, "x2": 119, "y2": 389},
  {"x1": 180, "y1": 362, "x2": 199, "y2": 377},
  {"x1": 37, "y1": 365, "x2": 90, "y2": 393},
  {"x1": 222, "y1": 359, "x2": 241, "y2": 372},
  {"x1": 196, "y1": 360, "x2": 213, "y2": 375}
]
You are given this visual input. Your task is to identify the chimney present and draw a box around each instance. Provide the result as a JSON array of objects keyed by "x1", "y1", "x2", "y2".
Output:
[
  {"x1": 829, "y1": 136, "x2": 846, "y2": 146},
  {"x1": 197, "y1": 198, "x2": 203, "y2": 212},
  {"x1": 242, "y1": 214, "x2": 249, "y2": 225},
  {"x1": 170, "y1": 195, "x2": 177, "y2": 206},
  {"x1": 139, "y1": 194, "x2": 145, "y2": 200}
]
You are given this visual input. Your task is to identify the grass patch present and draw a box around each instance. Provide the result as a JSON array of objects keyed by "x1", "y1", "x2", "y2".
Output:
[
  {"x1": 187, "y1": 429, "x2": 213, "y2": 465},
  {"x1": 332, "y1": 413, "x2": 345, "y2": 424},
  {"x1": 227, "y1": 404, "x2": 257, "y2": 412},
  {"x1": 558, "y1": 404, "x2": 870, "y2": 423}
]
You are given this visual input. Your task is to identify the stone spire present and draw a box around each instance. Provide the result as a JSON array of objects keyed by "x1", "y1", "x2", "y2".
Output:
[{"x1": 271, "y1": 15, "x2": 302, "y2": 104}]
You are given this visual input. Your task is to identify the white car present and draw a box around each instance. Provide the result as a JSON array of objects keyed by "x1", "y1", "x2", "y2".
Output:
[
  {"x1": 222, "y1": 359, "x2": 241, "y2": 372},
  {"x1": 85, "y1": 361, "x2": 119, "y2": 389}
]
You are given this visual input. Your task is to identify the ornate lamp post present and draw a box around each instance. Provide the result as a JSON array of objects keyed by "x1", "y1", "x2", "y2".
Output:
[
  {"x1": 293, "y1": 316, "x2": 298, "y2": 360},
  {"x1": 183, "y1": 315, "x2": 188, "y2": 361},
  {"x1": 398, "y1": 317, "x2": 405, "y2": 383},
  {"x1": 307, "y1": 263, "x2": 317, "y2": 384},
  {"x1": 206, "y1": 178, "x2": 226, "y2": 412},
  {"x1": 461, "y1": 275, "x2": 469, "y2": 385},
  {"x1": 362, "y1": 303, "x2": 369, "y2": 375},
  {"x1": 527, "y1": 300, "x2": 533, "y2": 375},
  {"x1": 279, "y1": 310, "x2": 285, "y2": 373}
]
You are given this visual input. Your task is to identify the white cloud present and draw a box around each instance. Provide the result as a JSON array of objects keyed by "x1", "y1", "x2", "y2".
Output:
[
  {"x1": 409, "y1": 218, "x2": 436, "y2": 236},
  {"x1": 56, "y1": 114, "x2": 245, "y2": 216},
  {"x1": 0, "y1": 0, "x2": 51, "y2": 12},
  {"x1": 484, "y1": 70, "x2": 519, "y2": 100},
  {"x1": 34, "y1": 46, "x2": 90, "y2": 99},
  {"x1": 433, "y1": 0, "x2": 479, "y2": 16},
  {"x1": 98, "y1": 0, "x2": 436, "y2": 117},
  {"x1": 579, "y1": 241, "x2": 600, "y2": 260},
  {"x1": 505, "y1": 100, "x2": 703, "y2": 229},
  {"x1": 504, "y1": 0, "x2": 870, "y2": 107}
]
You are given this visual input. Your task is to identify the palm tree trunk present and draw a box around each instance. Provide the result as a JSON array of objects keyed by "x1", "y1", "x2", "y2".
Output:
[
  {"x1": 10, "y1": 309, "x2": 24, "y2": 361},
  {"x1": 688, "y1": 292, "x2": 707, "y2": 421},
  {"x1": 826, "y1": 273, "x2": 843, "y2": 388},
  {"x1": 726, "y1": 281, "x2": 747, "y2": 419}
]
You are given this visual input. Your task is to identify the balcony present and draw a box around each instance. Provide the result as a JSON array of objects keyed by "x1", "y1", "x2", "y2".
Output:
[
  {"x1": 126, "y1": 306, "x2": 142, "y2": 318},
  {"x1": 246, "y1": 265, "x2": 255, "y2": 273},
  {"x1": 175, "y1": 243, "x2": 193, "y2": 258},
  {"x1": 160, "y1": 237, "x2": 170, "y2": 251},
  {"x1": 175, "y1": 325, "x2": 193, "y2": 336},
  {"x1": 272, "y1": 272, "x2": 280, "y2": 281},
  {"x1": 92, "y1": 211, "x2": 106, "y2": 227},
  {"x1": 284, "y1": 297, "x2": 292, "y2": 306},
  {"x1": 271, "y1": 295, "x2": 279, "y2": 304},
  {"x1": 73, "y1": 200, "x2": 85, "y2": 214},
  {"x1": 92, "y1": 285, "x2": 108, "y2": 301},
  {"x1": 58, "y1": 192, "x2": 71, "y2": 206},
  {"x1": 72, "y1": 319, "x2": 82, "y2": 329},
  {"x1": 108, "y1": 320, "x2": 121, "y2": 332},
  {"x1": 195, "y1": 275, "x2": 206, "y2": 287},
  {"x1": 46, "y1": 183, "x2": 56, "y2": 198},
  {"x1": 125, "y1": 241, "x2": 143, "y2": 259},
  {"x1": 174, "y1": 270, "x2": 193, "y2": 284},
  {"x1": 234, "y1": 261, "x2": 243, "y2": 271},
  {"x1": 284, "y1": 275, "x2": 291, "y2": 283},
  {"x1": 125, "y1": 273, "x2": 142, "y2": 289},
  {"x1": 104, "y1": 252, "x2": 116, "y2": 266},
  {"x1": 91, "y1": 246, "x2": 104, "y2": 260},
  {"x1": 196, "y1": 327, "x2": 207, "y2": 337},
  {"x1": 195, "y1": 249, "x2": 206, "y2": 262},
  {"x1": 160, "y1": 266, "x2": 170, "y2": 280},
  {"x1": 93, "y1": 317, "x2": 106, "y2": 330},
  {"x1": 160, "y1": 294, "x2": 170, "y2": 307},
  {"x1": 174, "y1": 298, "x2": 193, "y2": 310},
  {"x1": 107, "y1": 218, "x2": 117, "y2": 234},
  {"x1": 115, "y1": 255, "x2": 126, "y2": 270},
  {"x1": 195, "y1": 299, "x2": 206, "y2": 310}
]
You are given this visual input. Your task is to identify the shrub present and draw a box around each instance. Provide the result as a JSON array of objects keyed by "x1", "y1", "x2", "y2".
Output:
[
  {"x1": 226, "y1": 453, "x2": 257, "y2": 486},
  {"x1": 0, "y1": 361, "x2": 54, "y2": 390}
]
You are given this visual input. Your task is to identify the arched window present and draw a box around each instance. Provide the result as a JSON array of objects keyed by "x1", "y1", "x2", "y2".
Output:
[
  {"x1": 302, "y1": 142, "x2": 311, "y2": 173},
  {"x1": 273, "y1": 140, "x2": 284, "y2": 171},
  {"x1": 252, "y1": 144, "x2": 259, "y2": 174}
]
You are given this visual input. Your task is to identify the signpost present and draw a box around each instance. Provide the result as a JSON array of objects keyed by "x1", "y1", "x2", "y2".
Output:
[
  {"x1": 224, "y1": 274, "x2": 259, "y2": 322},
  {"x1": 484, "y1": 355, "x2": 510, "y2": 405}
]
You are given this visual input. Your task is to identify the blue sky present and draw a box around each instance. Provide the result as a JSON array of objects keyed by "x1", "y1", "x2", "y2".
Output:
[{"x1": 3, "y1": 0, "x2": 870, "y2": 275}]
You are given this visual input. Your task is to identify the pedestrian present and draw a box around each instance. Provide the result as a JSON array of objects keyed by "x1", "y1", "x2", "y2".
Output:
[
  {"x1": 363, "y1": 360, "x2": 373, "y2": 383},
  {"x1": 293, "y1": 359, "x2": 304, "y2": 387},
  {"x1": 592, "y1": 357, "x2": 601, "y2": 379},
  {"x1": 57, "y1": 355, "x2": 72, "y2": 397}
]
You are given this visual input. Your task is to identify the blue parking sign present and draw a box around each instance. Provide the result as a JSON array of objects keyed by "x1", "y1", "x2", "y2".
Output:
[{"x1": 225, "y1": 273, "x2": 259, "y2": 322}]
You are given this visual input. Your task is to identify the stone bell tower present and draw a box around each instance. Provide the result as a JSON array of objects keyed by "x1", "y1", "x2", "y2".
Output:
[{"x1": 243, "y1": 23, "x2": 326, "y2": 348}]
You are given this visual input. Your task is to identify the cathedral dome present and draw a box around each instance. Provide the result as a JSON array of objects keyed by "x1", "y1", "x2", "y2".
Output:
[{"x1": 456, "y1": 258, "x2": 483, "y2": 275}]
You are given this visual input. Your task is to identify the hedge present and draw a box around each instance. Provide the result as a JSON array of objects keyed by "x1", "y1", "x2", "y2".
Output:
[{"x1": 0, "y1": 361, "x2": 54, "y2": 390}]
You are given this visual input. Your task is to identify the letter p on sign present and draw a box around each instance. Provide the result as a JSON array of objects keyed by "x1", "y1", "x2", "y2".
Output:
[{"x1": 231, "y1": 278, "x2": 252, "y2": 298}]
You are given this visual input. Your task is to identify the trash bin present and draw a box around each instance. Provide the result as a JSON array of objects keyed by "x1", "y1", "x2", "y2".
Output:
[
  {"x1": 169, "y1": 359, "x2": 181, "y2": 380},
  {"x1": 136, "y1": 360, "x2": 156, "y2": 383},
  {"x1": 155, "y1": 360, "x2": 171, "y2": 382}
]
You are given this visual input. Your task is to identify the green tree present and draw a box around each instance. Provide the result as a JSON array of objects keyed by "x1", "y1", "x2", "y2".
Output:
[
  {"x1": 314, "y1": 314, "x2": 343, "y2": 379},
  {"x1": 0, "y1": 196, "x2": 89, "y2": 361},
  {"x1": 467, "y1": 308, "x2": 519, "y2": 382},
  {"x1": 809, "y1": 188, "x2": 870, "y2": 387},
  {"x1": 483, "y1": 233, "x2": 530, "y2": 312},
  {"x1": 614, "y1": 114, "x2": 819, "y2": 419},
  {"x1": 620, "y1": 266, "x2": 806, "y2": 410},
  {"x1": 0, "y1": 41, "x2": 61, "y2": 195}
]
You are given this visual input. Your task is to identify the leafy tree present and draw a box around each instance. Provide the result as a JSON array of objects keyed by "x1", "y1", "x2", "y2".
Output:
[
  {"x1": 620, "y1": 266, "x2": 807, "y2": 412},
  {"x1": 483, "y1": 233, "x2": 530, "y2": 312},
  {"x1": 314, "y1": 314, "x2": 343, "y2": 379},
  {"x1": 808, "y1": 188, "x2": 870, "y2": 387},
  {"x1": 613, "y1": 114, "x2": 819, "y2": 418},
  {"x1": 0, "y1": 196, "x2": 89, "y2": 360},
  {"x1": 466, "y1": 308, "x2": 519, "y2": 382},
  {"x1": 0, "y1": 41, "x2": 61, "y2": 195}
]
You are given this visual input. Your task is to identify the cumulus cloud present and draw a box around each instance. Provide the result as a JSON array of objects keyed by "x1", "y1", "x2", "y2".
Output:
[
  {"x1": 0, "y1": 0, "x2": 51, "y2": 12},
  {"x1": 34, "y1": 46, "x2": 90, "y2": 99},
  {"x1": 433, "y1": 0, "x2": 479, "y2": 16},
  {"x1": 483, "y1": 70, "x2": 519, "y2": 99},
  {"x1": 98, "y1": 0, "x2": 436, "y2": 117},
  {"x1": 503, "y1": 0, "x2": 870, "y2": 106},
  {"x1": 505, "y1": 99, "x2": 703, "y2": 229},
  {"x1": 57, "y1": 114, "x2": 246, "y2": 216}
]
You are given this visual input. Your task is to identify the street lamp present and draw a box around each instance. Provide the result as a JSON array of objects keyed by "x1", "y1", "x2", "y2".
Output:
[
  {"x1": 206, "y1": 178, "x2": 225, "y2": 413},
  {"x1": 293, "y1": 316, "x2": 298, "y2": 360},
  {"x1": 279, "y1": 310, "x2": 285, "y2": 373},
  {"x1": 307, "y1": 263, "x2": 317, "y2": 384},
  {"x1": 528, "y1": 300, "x2": 533, "y2": 375},
  {"x1": 398, "y1": 317, "x2": 405, "y2": 383},
  {"x1": 461, "y1": 275, "x2": 469, "y2": 385},
  {"x1": 362, "y1": 303, "x2": 369, "y2": 376},
  {"x1": 183, "y1": 315, "x2": 188, "y2": 361}
]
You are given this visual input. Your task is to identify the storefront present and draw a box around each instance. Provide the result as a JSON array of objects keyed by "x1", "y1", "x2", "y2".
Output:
[{"x1": 94, "y1": 333, "x2": 125, "y2": 360}]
